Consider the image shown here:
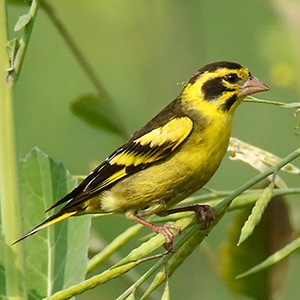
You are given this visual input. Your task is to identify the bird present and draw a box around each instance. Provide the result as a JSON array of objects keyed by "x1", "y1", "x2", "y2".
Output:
[{"x1": 14, "y1": 61, "x2": 269, "y2": 251}]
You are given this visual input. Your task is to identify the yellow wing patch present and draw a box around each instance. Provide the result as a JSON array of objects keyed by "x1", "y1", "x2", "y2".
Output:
[
  {"x1": 89, "y1": 168, "x2": 127, "y2": 192},
  {"x1": 46, "y1": 117, "x2": 194, "y2": 209},
  {"x1": 110, "y1": 117, "x2": 193, "y2": 166},
  {"x1": 136, "y1": 117, "x2": 193, "y2": 147}
]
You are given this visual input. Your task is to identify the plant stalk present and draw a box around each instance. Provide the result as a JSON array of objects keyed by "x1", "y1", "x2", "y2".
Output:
[
  {"x1": 0, "y1": 2, "x2": 27, "y2": 299},
  {"x1": 215, "y1": 147, "x2": 300, "y2": 215},
  {"x1": 9, "y1": 0, "x2": 39, "y2": 83}
]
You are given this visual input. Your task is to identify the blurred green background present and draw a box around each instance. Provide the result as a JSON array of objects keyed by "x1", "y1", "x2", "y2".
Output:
[{"x1": 6, "y1": 0, "x2": 300, "y2": 299}]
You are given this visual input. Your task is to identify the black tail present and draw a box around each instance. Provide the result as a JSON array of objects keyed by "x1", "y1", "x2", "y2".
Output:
[{"x1": 12, "y1": 210, "x2": 77, "y2": 245}]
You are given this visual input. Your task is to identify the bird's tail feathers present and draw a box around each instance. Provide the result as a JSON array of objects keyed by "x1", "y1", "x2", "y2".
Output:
[{"x1": 12, "y1": 210, "x2": 77, "y2": 245}]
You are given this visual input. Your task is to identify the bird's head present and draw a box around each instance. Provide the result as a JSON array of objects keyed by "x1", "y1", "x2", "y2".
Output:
[{"x1": 182, "y1": 61, "x2": 269, "y2": 113}]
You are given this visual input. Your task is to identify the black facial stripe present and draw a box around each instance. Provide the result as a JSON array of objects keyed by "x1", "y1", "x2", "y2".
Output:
[
  {"x1": 188, "y1": 61, "x2": 243, "y2": 84},
  {"x1": 201, "y1": 77, "x2": 235, "y2": 100},
  {"x1": 221, "y1": 94, "x2": 238, "y2": 111}
]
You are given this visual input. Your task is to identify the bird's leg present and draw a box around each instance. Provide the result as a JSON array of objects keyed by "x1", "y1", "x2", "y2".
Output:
[
  {"x1": 126, "y1": 212, "x2": 181, "y2": 252},
  {"x1": 162, "y1": 204, "x2": 215, "y2": 229}
]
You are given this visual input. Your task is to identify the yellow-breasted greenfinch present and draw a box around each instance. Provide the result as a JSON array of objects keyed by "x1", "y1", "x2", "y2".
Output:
[{"x1": 14, "y1": 61, "x2": 269, "y2": 251}]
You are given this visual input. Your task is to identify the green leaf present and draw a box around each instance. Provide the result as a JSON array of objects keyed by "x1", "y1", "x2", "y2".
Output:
[
  {"x1": 70, "y1": 94, "x2": 127, "y2": 138},
  {"x1": 46, "y1": 261, "x2": 139, "y2": 300},
  {"x1": 238, "y1": 182, "x2": 274, "y2": 245},
  {"x1": 125, "y1": 293, "x2": 135, "y2": 300},
  {"x1": 237, "y1": 237, "x2": 300, "y2": 279},
  {"x1": 6, "y1": 39, "x2": 20, "y2": 71},
  {"x1": 220, "y1": 197, "x2": 292, "y2": 299},
  {"x1": 141, "y1": 215, "x2": 217, "y2": 299},
  {"x1": 14, "y1": 13, "x2": 32, "y2": 32},
  {"x1": 19, "y1": 148, "x2": 91, "y2": 298},
  {"x1": 161, "y1": 276, "x2": 170, "y2": 300}
]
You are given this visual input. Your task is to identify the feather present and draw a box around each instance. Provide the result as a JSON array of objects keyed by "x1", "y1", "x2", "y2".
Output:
[{"x1": 47, "y1": 117, "x2": 193, "y2": 211}]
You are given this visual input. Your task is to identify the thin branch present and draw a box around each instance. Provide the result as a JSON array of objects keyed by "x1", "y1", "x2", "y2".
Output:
[
  {"x1": 40, "y1": 0, "x2": 107, "y2": 97},
  {"x1": 214, "y1": 147, "x2": 300, "y2": 215},
  {"x1": 8, "y1": 0, "x2": 39, "y2": 83},
  {"x1": 43, "y1": 148, "x2": 300, "y2": 299},
  {"x1": 244, "y1": 96, "x2": 285, "y2": 106}
]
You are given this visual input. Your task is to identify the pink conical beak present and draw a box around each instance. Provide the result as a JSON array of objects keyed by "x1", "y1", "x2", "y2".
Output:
[{"x1": 241, "y1": 76, "x2": 269, "y2": 96}]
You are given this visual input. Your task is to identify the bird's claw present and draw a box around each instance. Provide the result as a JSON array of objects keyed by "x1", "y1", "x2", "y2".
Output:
[
  {"x1": 193, "y1": 204, "x2": 215, "y2": 229},
  {"x1": 154, "y1": 223, "x2": 181, "y2": 252}
]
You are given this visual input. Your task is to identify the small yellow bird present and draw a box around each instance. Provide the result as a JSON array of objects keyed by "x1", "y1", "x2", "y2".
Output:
[{"x1": 15, "y1": 61, "x2": 269, "y2": 251}]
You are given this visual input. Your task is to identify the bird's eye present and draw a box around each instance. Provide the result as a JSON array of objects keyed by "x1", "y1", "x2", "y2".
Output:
[{"x1": 223, "y1": 73, "x2": 239, "y2": 83}]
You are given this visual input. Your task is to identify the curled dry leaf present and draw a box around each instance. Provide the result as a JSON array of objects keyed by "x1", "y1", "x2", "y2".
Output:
[{"x1": 228, "y1": 138, "x2": 300, "y2": 188}]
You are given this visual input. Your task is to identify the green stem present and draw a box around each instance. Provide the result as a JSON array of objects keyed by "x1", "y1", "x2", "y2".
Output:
[
  {"x1": 87, "y1": 224, "x2": 143, "y2": 273},
  {"x1": 45, "y1": 262, "x2": 139, "y2": 300},
  {"x1": 42, "y1": 149, "x2": 300, "y2": 299},
  {"x1": 9, "y1": 0, "x2": 39, "y2": 83},
  {"x1": 40, "y1": 0, "x2": 107, "y2": 97},
  {"x1": 215, "y1": 147, "x2": 300, "y2": 215},
  {"x1": 0, "y1": 2, "x2": 27, "y2": 299},
  {"x1": 179, "y1": 187, "x2": 300, "y2": 209},
  {"x1": 40, "y1": 1, "x2": 128, "y2": 137},
  {"x1": 244, "y1": 96, "x2": 285, "y2": 106}
]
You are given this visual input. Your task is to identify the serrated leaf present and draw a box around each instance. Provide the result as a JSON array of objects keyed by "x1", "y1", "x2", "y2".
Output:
[
  {"x1": 14, "y1": 13, "x2": 32, "y2": 32},
  {"x1": 19, "y1": 148, "x2": 91, "y2": 298},
  {"x1": 238, "y1": 182, "x2": 274, "y2": 245},
  {"x1": 70, "y1": 94, "x2": 127, "y2": 138},
  {"x1": 220, "y1": 197, "x2": 292, "y2": 299}
]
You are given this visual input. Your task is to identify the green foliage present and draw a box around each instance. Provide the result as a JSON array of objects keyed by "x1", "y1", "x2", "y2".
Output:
[
  {"x1": 0, "y1": 148, "x2": 92, "y2": 299},
  {"x1": 19, "y1": 148, "x2": 91, "y2": 298},
  {"x1": 14, "y1": 13, "x2": 32, "y2": 31},
  {"x1": 70, "y1": 94, "x2": 127, "y2": 138},
  {"x1": 237, "y1": 237, "x2": 300, "y2": 279},
  {"x1": 238, "y1": 182, "x2": 275, "y2": 245},
  {"x1": 220, "y1": 198, "x2": 293, "y2": 299},
  {"x1": 1, "y1": 0, "x2": 300, "y2": 299}
]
